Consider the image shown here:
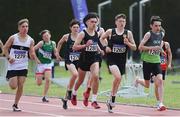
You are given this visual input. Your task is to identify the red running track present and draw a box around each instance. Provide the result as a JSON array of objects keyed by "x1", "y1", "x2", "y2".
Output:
[{"x1": 0, "y1": 93, "x2": 180, "y2": 116}]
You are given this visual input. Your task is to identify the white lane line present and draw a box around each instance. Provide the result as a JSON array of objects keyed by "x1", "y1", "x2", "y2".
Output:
[
  {"x1": 0, "y1": 107, "x2": 64, "y2": 116},
  {"x1": 0, "y1": 98, "x2": 143, "y2": 116}
]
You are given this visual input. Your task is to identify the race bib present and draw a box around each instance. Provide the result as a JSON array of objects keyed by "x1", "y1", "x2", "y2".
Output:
[
  {"x1": 160, "y1": 56, "x2": 167, "y2": 64},
  {"x1": 148, "y1": 50, "x2": 160, "y2": 55},
  {"x1": 14, "y1": 50, "x2": 26, "y2": 59},
  {"x1": 85, "y1": 42, "x2": 98, "y2": 52},
  {"x1": 69, "y1": 52, "x2": 80, "y2": 62},
  {"x1": 43, "y1": 51, "x2": 52, "y2": 59},
  {"x1": 39, "y1": 49, "x2": 52, "y2": 59},
  {"x1": 112, "y1": 44, "x2": 126, "y2": 53}
]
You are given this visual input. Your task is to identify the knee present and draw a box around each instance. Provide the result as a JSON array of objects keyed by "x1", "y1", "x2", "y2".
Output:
[
  {"x1": 72, "y1": 72, "x2": 78, "y2": 79},
  {"x1": 37, "y1": 81, "x2": 42, "y2": 86},
  {"x1": 144, "y1": 81, "x2": 150, "y2": 88},
  {"x1": 115, "y1": 77, "x2": 121, "y2": 83},
  {"x1": 10, "y1": 85, "x2": 17, "y2": 90},
  {"x1": 9, "y1": 83, "x2": 17, "y2": 90}
]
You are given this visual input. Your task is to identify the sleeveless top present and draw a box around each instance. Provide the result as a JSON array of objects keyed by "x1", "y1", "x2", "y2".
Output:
[
  {"x1": 107, "y1": 28, "x2": 128, "y2": 63},
  {"x1": 37, "y1": 40, "x2": 55, "y2": 64},
  {"x1": 8, "y1": 33, "x2": 33, "y2": 70},
  {"x1": 64, "y1": 34, "x2": 80, "y2": 62},
  {"x1": 79, "y1": 30, "x2": 99, "y2": 61},
  {"x1": 141, "y1": 31, "x2": 164, "y2": 63}
]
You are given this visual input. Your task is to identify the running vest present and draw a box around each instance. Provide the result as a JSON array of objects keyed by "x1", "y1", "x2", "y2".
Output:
[
  {"x1": 107, "y1": 28, "x2": 128, "y2": 63},
  {"x1": 141, "y1": 31, "x2": 164, "y2": 63},
  {"x1": 8, "y1": 33, "x2": 33, "y2": 70},
  {"x1": 80, "y1": 30, "x2": 99, "y2": 60},
  {"x1": 37, "y1": 41, "x2": 55, "y2": 64},
  {"x1": 64, "y1": 34, "x2": 80, "y2": 62},
  {"x1": 160, "y1": 42, "x2": 168, "y2": 70}
]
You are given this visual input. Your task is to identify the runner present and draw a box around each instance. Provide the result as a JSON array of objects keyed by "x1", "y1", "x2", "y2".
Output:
[
  {"x1": 3, "y1": 18, "x2": 36, "y2": 111},
  {"x1": 71, "y1": 13, "x2": 103, "y2": 109},
  {"x1": 135, "y1": 16, "x2": 167, "y2": 111},
  {"x1": 83, "y1": 12, "x2": 105, "y2": 107},
  {"x1": 100, "y1": 13, "x2": 136, "y2": 113},
  {"x1": 57, "y1": 19, "x2": 80, "y2": 109},
  {"x1": 34, "y1": 29, "x2": 58, "y2": 102}
]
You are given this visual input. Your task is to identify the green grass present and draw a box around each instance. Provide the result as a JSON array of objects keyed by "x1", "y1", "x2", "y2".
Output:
[{"x1": 0, "y1": 60, "x2": 180, "y2": 109}]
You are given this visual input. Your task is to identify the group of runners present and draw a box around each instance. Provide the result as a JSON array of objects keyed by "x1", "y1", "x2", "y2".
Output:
[{"x1": 0, "y1": 12, "x2": 172, "y2": 113}]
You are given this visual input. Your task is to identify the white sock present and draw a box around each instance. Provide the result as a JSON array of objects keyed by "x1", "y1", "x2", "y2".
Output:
[
  {"x1": 73, "y1": 89, "x2": 77, "y2": 95},
  {"x1": 91, "y1": 94, "x2": 97, "y2": 102}
]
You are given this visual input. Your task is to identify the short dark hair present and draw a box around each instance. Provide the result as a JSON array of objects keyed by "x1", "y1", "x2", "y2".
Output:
[
  {"x1": 150, "y1": 16, "x2": 162, "y2": 24},
  {"x1": 69, "y1": 19, "x2": 80, "y2": 27},
  {"x1": 83, "y1": 13, "x2": 98, "y2": 27},
  {"x1": 18, "y1": 18, "x2": 29, "y2": 26},
  {"x1": 39, "y1": 29, "x2": 50, "y2": 37},
  {"x1": 115, "y1": 14, "x2": 126, "y2": 21}
]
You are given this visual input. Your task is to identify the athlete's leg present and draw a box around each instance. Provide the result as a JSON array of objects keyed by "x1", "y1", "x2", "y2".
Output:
[
  {"x1": 109, "y1": 65, "x2": 121, "y2": 96},
  {"x1": 90, "y1": 62, "x2": 100, "y2": 109},
  {"x1": 14, "y1": 76, "x2": 26, "y2": 105},
  {"x1": 9, "y1": 76, "x2": 18, "y2": 89},
  {"x1": 66, "y1": 64, "x2": 78, "y2": 91},
  {"x1": 43, "y1": 70, "x2": 51, "y2": 97}
]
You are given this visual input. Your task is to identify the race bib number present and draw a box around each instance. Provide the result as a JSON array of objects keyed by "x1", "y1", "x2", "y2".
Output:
[
  {"x1": 43, "y1": 52, "x2": 52, "y2": 59},
  {"x1": 85, "y1": 42, "x2": 98, "y2": 52},
  {"x1": 69, "y1": 52, "x2": 80, "y2": 62},
  {"x1": 112, "y1": 44, "x2": 126, "y2": 53},
  {"x1": 14, "y1": 50, "x2": 26, "y2": 59},
  {"x1": 148, "y1": 50, "x2": 160, "y2": 55}
]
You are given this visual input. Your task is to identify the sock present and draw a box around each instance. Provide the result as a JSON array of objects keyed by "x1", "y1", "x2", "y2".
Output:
[
  {"x1": 73, "y1": 89, "x2": 77, "y2": 95},
  {"x1": 91, "y1": 94, "x2": 97, "y2": 102},
  {"x1": 111, "y1": 96, "x2": 116, "y2": 103},
  {"x1": 86, "y1": 88, "x2": 91, "y2": 93}
]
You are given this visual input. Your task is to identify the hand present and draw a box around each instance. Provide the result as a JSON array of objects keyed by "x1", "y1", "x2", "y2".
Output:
[
  {"x1": 124, "y1": 38, "x2": 129, "y2": 45},
  {"x1": 123, "y1": 34, "x2": 129, "y2": 45},
  {"x1": 105, "y1": 46, "x2": 112, "y2": 53},
  {"x1": 85, "y1": 40, "x2": 93, "y2": 47},
  {"x1": 100, "y1": 50, "x2": 105, "y2": 56},
  {"x1": 8, "y1": 57, "x2": 15, "y2": 64},
  {"x1": 168, "y1": 64, "x2": 172, "y2": 70}
]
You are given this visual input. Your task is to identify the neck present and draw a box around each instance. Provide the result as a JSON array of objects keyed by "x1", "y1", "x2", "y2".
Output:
[
  {"x1": 18, "y1": 33, "x2": 27, "y2": 38},
  {"x1": 71, "y1": 32, "x2": 78, "y2": 37}
]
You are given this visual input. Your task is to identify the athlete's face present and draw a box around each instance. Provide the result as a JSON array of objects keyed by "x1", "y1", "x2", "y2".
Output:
[
  {"x1": 18, "y1": 22, "x2": 29, "y2": 35},
  {"x1": 150, "y1": 21, "x2": 161, "y2": 33},
  {"x1": 42, "y1": 32, "x2": 51, "y2": 42},
  {"x1": 115, "y1": 18, "x2": 126, "y2": 29},
  {"x1": 70, "y1": 24, "x2": 80, "y2": 33},
  {"x1": 87, "y1": 18, "x2": 97, "y2": 29}
]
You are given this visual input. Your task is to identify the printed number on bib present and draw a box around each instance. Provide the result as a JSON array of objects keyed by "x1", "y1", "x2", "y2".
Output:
[
  {"x1": 85, "y1": 43, "x2": 98, "y2": 52},
  {"x1": 14, "y1": 50, "x2": 26, "y2": 59},
  {"x1": 69, "y1": 52, "x2": 80, "y2": 62},
  {"x1": 112, "y1": 44, "x2": 126, "y2": 53},
  {"x1": 148, "y1": 50, "x2": 160, "y2": 55},
  {"x1": 43, "y1": 52, "x2": 52, "y2": 59}
]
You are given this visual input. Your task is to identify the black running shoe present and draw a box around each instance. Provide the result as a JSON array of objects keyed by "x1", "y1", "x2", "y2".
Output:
[
  {"x1": 42, "y1": 96, "x2": 49, "y2": 102},
  {"x1": 12, "y1": 104, "x2": 21, "y2": 112},
  {"x1": 62, "y1": 98, "x2": 68, "y2": 109}
]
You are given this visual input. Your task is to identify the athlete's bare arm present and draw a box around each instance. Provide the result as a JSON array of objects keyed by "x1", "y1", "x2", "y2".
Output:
[
  {"x1": 138, "y1": 32, "x2": 161, "y2": 52},
  {"x1": 72, "y1": 31, "x2": 92, "y2": 51},
  {"x1": 165, "y1": 42, "x2": 172, "y2": 69},
  {"x1": 124, "y1": 31, "x2": 136, "y2": 51},
  {"x1": 3, "y1": 36, "x2": 14, "y2": 60}
]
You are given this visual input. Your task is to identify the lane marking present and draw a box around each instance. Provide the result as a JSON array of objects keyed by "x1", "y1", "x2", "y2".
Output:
[{"x1": 0, "y1": 98, "x2": 143, "y2": 116}]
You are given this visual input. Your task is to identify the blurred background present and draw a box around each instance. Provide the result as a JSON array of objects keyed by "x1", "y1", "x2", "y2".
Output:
[{"x1": 0, "y1": 0, "x2": 180, "y2": 61}]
